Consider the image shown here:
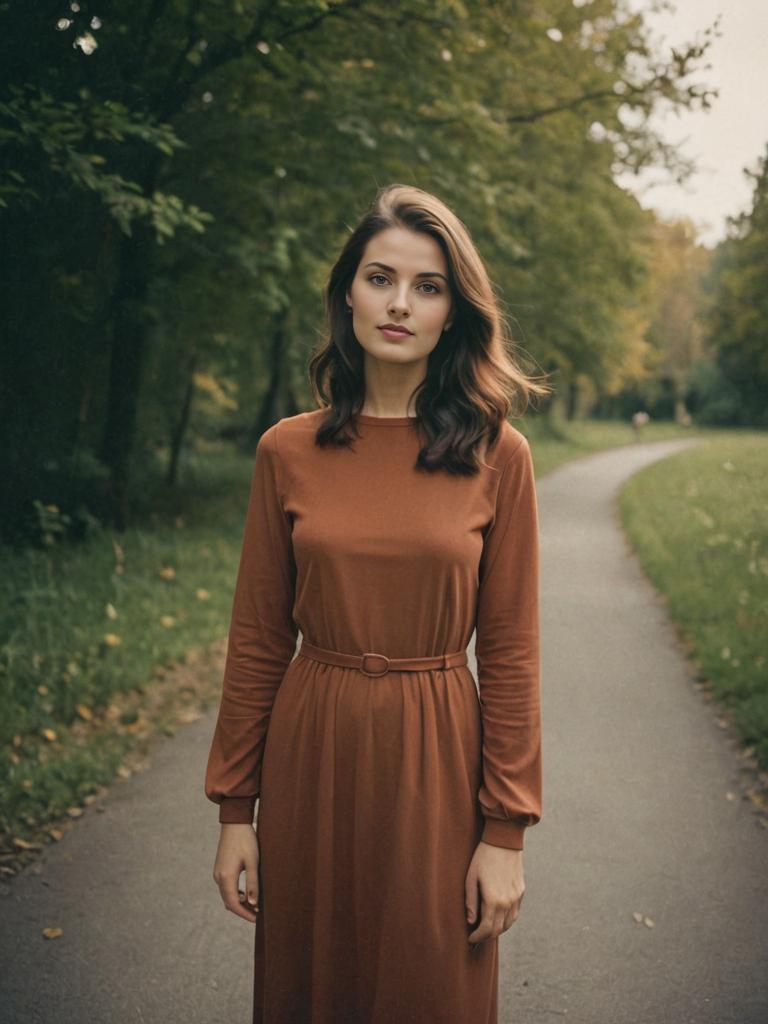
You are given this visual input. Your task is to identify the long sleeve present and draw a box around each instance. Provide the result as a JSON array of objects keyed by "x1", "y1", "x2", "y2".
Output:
[
  {"x1": 475, "y1": 434, "x2": 542, "y2": 850},
  {"x1": 204, "y1": 422, "x2": 299, "y2": 824}
]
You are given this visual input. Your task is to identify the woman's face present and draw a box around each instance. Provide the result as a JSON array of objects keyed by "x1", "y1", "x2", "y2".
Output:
[{"x1": 345, "y1": 226, "x2": 454, "y2": 366}]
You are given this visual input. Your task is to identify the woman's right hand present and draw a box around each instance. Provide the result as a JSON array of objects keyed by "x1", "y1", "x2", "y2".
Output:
[{"x1": 212, "y1": 823, "x2": 260, "y2": 923}]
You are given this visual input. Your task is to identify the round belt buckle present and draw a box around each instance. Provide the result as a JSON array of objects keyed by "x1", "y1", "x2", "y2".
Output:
[{"x1": 361, "y1": 652, "x2": 390, "y2": 677}]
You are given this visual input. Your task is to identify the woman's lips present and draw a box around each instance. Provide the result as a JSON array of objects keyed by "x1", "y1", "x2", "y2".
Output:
[{"x1": 378, "y1": 326, "x2": 413, "y2": 340}]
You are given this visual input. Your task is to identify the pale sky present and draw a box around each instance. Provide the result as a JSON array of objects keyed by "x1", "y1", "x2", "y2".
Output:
[{"x1": 615, "y1": 0, "x2": 768, "y2": 249}]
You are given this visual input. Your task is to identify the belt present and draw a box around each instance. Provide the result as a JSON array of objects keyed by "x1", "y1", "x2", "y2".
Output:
[{"x1": 298, "y1": 639, "x2": 468, "y2": 678}]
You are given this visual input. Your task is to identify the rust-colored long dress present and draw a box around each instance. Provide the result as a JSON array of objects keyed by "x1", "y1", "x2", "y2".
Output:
[{"x1": 204, "y1": 407, "x2": 542, "y2": 1024}]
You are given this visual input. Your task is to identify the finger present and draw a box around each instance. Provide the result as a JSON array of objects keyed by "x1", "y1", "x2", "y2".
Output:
[
  {"x1": 502, "y1": 904, "x2": 518, "y2": 933},
  {"x1": 220, "y1": 872, "x2": 257, "y2": 923},
  {"x1": 468, "y1": 880, "x2": 492, "y2": 943},
  {"x1": 493, "y1": 904, "x2": 508, "y2": 938},
  {"x1": 244, "y1": 851, "x2": 260, "y2": 911},
  {"x1": 468, "y1": 908, "x2": 495, "y2": 944},
  {"x1": 464, "y1": 867, "x2": 478, "y2": 925}
]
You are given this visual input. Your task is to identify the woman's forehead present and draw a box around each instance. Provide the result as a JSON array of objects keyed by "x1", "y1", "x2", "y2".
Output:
[{"x1": 361, "y1": 226, "x2": 447, "y2": 273}]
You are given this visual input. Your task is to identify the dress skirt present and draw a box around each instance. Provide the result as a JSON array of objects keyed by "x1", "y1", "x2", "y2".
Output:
[{"x1": 253, "y1": 652, "x2": 499, "y2": 1023}]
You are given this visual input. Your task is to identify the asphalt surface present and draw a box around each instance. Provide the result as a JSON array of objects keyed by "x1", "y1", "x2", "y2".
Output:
[{"x1": 2, "y1": 436, "x2": 766, "y2": 1024}]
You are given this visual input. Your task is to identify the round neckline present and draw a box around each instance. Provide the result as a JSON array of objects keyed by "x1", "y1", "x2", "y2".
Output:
[{"x1": 354, "y1": 413, "x2": 419, "y2": 426}]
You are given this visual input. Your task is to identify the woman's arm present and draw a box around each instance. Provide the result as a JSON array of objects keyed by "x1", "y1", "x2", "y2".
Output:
[
  {"x1": 466, "y1": 432, "x2": 541, "y2": 943},
  {"x1": 204, "y1": 420, "x2": 298, "y2": 824},
  {"x1": 474, "y1": 432, "x2": 542, "y2": 852},
  {"x1": 204, "y1": 422, "x2": 298, "y2": 921}
]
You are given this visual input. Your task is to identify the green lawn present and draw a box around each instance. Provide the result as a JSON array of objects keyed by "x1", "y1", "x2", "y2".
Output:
[
  {"x1": 0, "y1": 444, "x2": 255, "y2": 848},
  {"x1": 619, "y1": 429, "x2": 768, "y2": 769}
]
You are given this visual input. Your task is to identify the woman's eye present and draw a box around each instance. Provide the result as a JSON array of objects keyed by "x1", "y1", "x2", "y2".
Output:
[{"x1": 368, "y1": 274, "x2": 440, "y2": 295}]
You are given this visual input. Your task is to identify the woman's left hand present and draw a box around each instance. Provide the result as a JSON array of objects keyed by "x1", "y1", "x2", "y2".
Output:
[{"x1": 464, "y1": 841, "x2": 525, "y2": 946}]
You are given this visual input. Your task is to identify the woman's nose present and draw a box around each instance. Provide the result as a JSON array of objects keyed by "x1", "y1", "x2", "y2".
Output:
[{"x1": 388, "y1": 288, "x2": 411, "y2": 315}]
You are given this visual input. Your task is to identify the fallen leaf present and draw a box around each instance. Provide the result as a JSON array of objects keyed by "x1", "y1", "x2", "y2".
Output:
[
  {"x1": 75, "y1": 703, "x2": 93, "y2": 721},
  {"x1": 159, "y1": 566, "x2": 176, "y2": 580},
  {"x1": 13, "y1": 837, "x2": 41, "y2": 850},
  {"x1": 106, "y1": 602, "x2": 118, "y2": 620},
  {"x1": 66, "y1": 807, "x2": 83, "y2": 818},
  {"x1": 632, "y1": 912, "x2": 643, "y2": 923},
  {"x1": 48, "y1": 828, "x2": 64, "y2": 841},
  {"x1": 41, "y1": 728, "x2": 57, "y2": 742},
  {"x1": 42, "y1": 927, "x2": 63, "y2": 939},
  {"x1": 643, "y1": 917, "x2": 655, "y2": 928},
  {"x1": 160, "y1": 615, "x2": 176, "y2": 628},
  {"x1": 103, "y1": 633, "x2": 122, "y2": 647},
  {"x1": 196, "y1": 588, "x2": 211, "y2": 601},
  {"x1": 177, "y1": 709, "x2": 202, "y2": 724}
]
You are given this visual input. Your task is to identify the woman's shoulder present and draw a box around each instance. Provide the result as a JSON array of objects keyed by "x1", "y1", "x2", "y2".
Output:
[
  {"x1": 263, "y1": 409, "x2": 327, "y2": 460},
  {"x1": 482, "y1": 419, "x2": 530, "y2": 473}
]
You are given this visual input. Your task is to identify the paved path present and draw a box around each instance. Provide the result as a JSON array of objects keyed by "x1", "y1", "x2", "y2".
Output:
[{"x1": 2, "y1": 437, "x2": 766, "y2": 1024}]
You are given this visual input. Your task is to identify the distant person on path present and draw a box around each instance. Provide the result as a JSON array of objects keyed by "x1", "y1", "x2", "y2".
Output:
[{"x1": 204, "y1": 183, "x2": 550, "y2": 1023}]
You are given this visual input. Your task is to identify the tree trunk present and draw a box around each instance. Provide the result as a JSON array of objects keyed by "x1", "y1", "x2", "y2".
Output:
[
  {"x1": 248, "y1": 309, "x2": 292, "y2": 447},
  {"x1": 99, "y1": 225, "x2": 153, "y2": 529},
  {"x1": 167, "y1": 350, "x2": 197, "y2": 487},
  {"x1": 565, "y1": 379, "x2": 579, "y2": 421}
]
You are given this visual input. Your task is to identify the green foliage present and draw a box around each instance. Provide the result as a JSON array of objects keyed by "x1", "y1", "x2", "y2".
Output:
[
  {"x1": 704, "y1": 145, "x2": 768, "y2": 427},
  {"x1": 0, "y1": 83, "x2": 212, "y2": 242}
]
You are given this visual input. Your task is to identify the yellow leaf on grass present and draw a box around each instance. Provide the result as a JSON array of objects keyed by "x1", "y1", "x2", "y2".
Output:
[
  {"x1": 103, "y1": 633, "x2": 122, "y2": 646},
  {"x1": 196, "y1": 588, "x2": 210, "y2": 601},
  {"x1": 106, "y1": 602, "x2": 118, "y2": 620},
  {"x1": 160, "y1": 615, "x2": 176, "y2": 628},
  {"x1": 13, "y1": 837, "x2": 40, "y2": 850},
  {"x1": 75, "y1": 704, "x2": 93, "y2": 721},
  {"x1": 41, "y1": 728, "x2": 57, "y2": 742},
  {"x1": 159, "y1": 566, "x2": 176, "y2": 580}
]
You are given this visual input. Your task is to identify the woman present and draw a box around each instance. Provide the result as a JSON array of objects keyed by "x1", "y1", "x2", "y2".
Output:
[{"x1": 204, "y1": 183, "x2": 550, "y2": 1023}]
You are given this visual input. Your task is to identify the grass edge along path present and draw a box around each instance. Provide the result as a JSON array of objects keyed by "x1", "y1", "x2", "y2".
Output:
[{"x1": 619, "y1": 429, "x2": 768, "y2": 831}]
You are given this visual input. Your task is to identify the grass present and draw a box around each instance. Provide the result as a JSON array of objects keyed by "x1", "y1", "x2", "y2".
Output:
[
  {"x1": 0, "y1": 414, "x2": 746, "y2": 867},
  {"x1": 0, "y1": 443, "x2": 255, "y2": 858},
  {"x1": 619, "y1": 429, "x2": 768, "y2": 770}
]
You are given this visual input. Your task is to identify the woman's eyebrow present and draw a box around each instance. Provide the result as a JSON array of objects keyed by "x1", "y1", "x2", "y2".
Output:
[{"x1": 363, "y1": 260, "x2": 448, "y2": 283}]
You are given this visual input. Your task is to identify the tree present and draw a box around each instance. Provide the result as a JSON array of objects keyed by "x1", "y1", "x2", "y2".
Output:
[{"x1": 704, "y1": 144, "x2": 768, "y2": 427}]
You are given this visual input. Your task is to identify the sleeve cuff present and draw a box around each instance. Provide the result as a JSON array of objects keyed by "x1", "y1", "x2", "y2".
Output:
[
  {"x1": 217, "y1": 795, "x2": 257, "y2": 824},
  {"x1": 481, "y1": 817, "x2": 526, "y2": 850}
]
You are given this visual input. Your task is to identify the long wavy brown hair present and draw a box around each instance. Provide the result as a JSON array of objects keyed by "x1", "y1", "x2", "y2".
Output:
[{"x1": 307, "y1": 183, "x2": 552, "y2": 474}]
